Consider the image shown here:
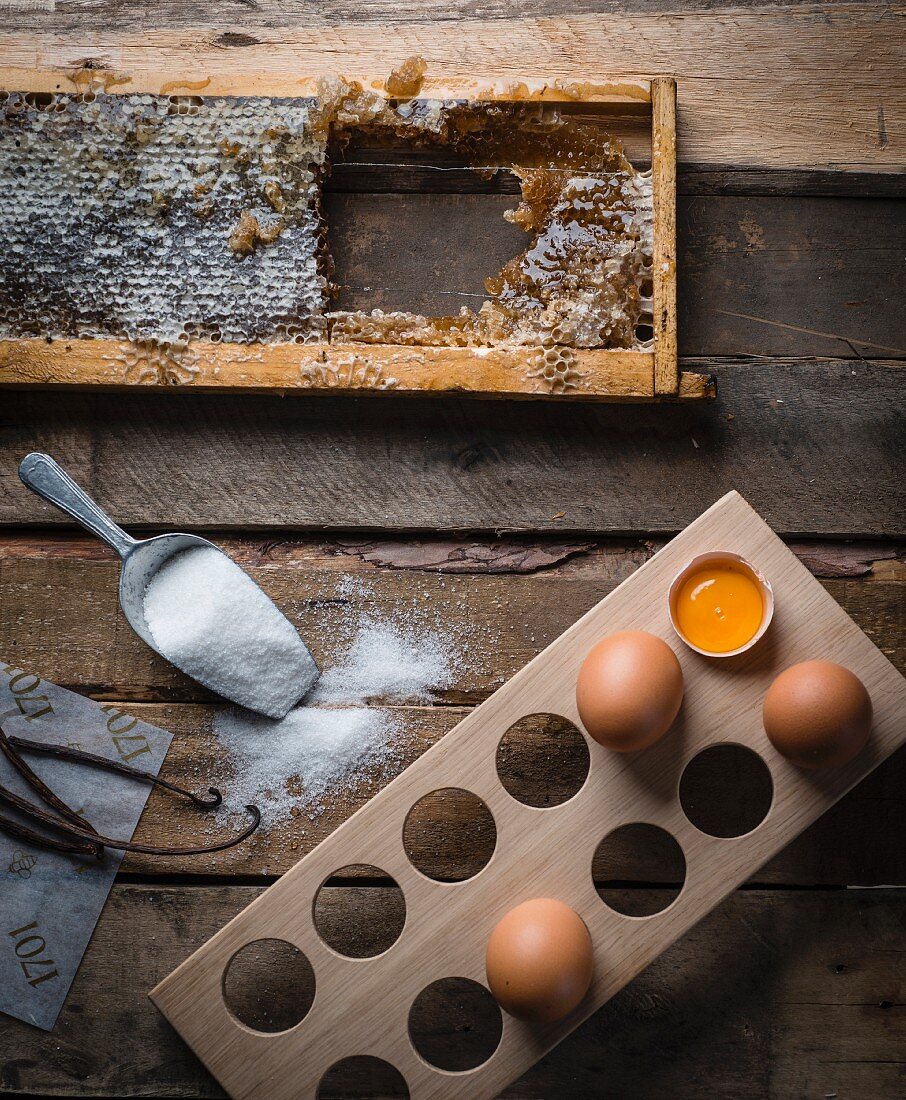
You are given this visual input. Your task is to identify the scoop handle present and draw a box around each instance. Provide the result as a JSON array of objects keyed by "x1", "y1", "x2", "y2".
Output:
[{"x1": 19, "y1": 453, "x2": 135, "y2": 559}]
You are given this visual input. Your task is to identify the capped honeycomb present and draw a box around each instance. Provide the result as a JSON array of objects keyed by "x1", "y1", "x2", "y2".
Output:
[
  {"x1": 0, "y1": 90, "x2": 329, "y2": 345},
  {"x1": 0, "y1": 68, "x2": 653, "y2": 358}
]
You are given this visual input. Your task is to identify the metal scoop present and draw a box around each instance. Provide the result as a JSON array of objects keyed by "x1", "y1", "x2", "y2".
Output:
[{"x1": 18, "y1": 453, "x2": 319, "y2": 718}]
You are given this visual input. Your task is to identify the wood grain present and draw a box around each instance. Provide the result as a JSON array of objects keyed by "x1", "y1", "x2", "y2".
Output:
[
  {"x1": 0, "y1": 0, "x2": 890, "y2": 31},
  {"x1": 652, "y1": 78, "x2": 678, "y2": 394},
  {"x1": 676, "y1": 166, "x2": 906, "y2": 198},
  {"x1": 325, "y1": 193, "x2": 906, "y2": 357},
  {"x1": 676, "y1": 196, "x2": 906, "y2": 357},
  {"x1": 2, "y1": 537, "x2": 902, "y2": 706},
  {"x1": 0, "y1": 340, "x2": 687, "y2": 402},
  {"x1": 2, "y1": 885, "x2": 903, "y2": 1098},
  {"x1": 2, "y1": 360, "x2": 903, "y2": 536},
  {"x1": 148, "y1": 493, "x2": 906, "y2": 1099},
  {"x1": 0, "y1": 0, "x2": 885, "y2": 33},
  {"x1": 326, "y1": 160, "x2": 906, "y2": 198},
  {"x1": 0, "y1": 4, "x2": 901, "y2": 172}
]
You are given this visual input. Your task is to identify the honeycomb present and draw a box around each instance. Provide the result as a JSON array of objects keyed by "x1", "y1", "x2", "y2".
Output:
[
  {"x1": 528, "y1": 346, "x2": 582, "y2": 395},
  {"x1": 0, "y1": 90, "x2": 329, "y2": 344},
  {"x1": 0, "y1": 68, "x2": 653, "y2": 359},
  {"x1": 326, "y1": 92, "x2": 654, "y2": 350}
]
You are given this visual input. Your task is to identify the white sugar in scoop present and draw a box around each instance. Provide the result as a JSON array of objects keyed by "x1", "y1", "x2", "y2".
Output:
[
  {"x1": 18, "y1": 454, "x2": 319, "y2": 719},
  {"x1": 143, "y1": 546, "x2": 318, "y2": 718}
]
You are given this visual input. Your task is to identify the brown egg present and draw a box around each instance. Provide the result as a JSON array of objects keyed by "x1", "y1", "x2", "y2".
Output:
[
  {"x1": 763, "y1": 660, "x2": 872, "y2": 769},
  {"x1": 486, "y1": 898, "x2": 593, "y2": 1023},
  {"x1": 576, "y1": 630, "x2": 684, "y2": 752}
]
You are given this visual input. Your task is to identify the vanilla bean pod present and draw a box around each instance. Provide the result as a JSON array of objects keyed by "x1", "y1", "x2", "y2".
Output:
[
  {"x1": 26, "y1": 801, "x2": 262, "y2": 856},
  {"x1": 0, "y1": 808, "x2": 101, "y2": 856},
  {"x1": 0, "y1": 782, "x2": 104, "y2": 857},
  {"x1": 8, "y1": 736, "x2": 222, "y2": 809},
  {"x1": 0, "y1": 726, "x2": 103, "y2": 855},
  {"x1": 0, "y1": 726, "x2": 259, "y2": 857},
  {"x1": 0, "y1": 779, "x2": 261, "y2": 856}
]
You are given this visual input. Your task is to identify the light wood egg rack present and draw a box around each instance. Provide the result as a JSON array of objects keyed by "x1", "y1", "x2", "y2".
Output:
[{"x1": 150, "y1": 491, "x2": 906, "y2": 1098}]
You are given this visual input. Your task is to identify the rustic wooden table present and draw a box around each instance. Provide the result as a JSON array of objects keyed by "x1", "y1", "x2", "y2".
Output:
[{"x1": 0, "y1": 2, "x2": 903, "y2": 1097}]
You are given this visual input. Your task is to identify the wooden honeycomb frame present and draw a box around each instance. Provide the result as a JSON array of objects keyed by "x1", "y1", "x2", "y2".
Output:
[
  {"x1": 150, "y1": 491, "x2": 906, "y2": 1098},
  {"x1": 0, "y1": 76, "x2": 711, "y2": 402}
]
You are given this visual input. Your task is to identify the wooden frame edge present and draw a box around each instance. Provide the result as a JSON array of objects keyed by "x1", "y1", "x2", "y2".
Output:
[
  {"x1": 0, "y1": 65, "x2": 651, "y2": 105},
  {"x1": 0, "y1": 339, "x2": 713, "y2": 401},
  {"x1": 651, "y1": 77, "x2": 679, "y2": 395},
  {"x1": 0, "y1": 74, "x2": 703, "y2": 402}
]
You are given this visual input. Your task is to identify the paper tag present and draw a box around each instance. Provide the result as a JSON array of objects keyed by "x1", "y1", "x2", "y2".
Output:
[{"x1": 0, "y1": 662, "x2": 171, "y2": 1031}]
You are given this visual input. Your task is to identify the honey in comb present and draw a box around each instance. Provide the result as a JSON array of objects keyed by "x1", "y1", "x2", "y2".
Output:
[{"x1": 1, "y1": 72, "x2": 653, "y2": 368}]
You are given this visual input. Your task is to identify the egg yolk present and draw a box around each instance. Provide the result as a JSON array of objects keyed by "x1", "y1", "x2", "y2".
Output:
[{"x1": 674, "y1": 563, "x2": 764, "y2": 653}]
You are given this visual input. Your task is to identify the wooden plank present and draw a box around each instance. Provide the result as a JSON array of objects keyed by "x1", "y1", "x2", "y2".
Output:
[
  {"x1": 327, "y1": 192, "x2": 527, "y2": 317},
  {"x1": 0, "y1": 0, "x2": 889, "y2": 32},
  {"x1": 676, "y1": 166, "x2": 906, "y2": 199},
  {"x1": 147, "y1": 493, "x2": 906, "y2": 1100},
  {"x1": 326, "y1": 161, "x2": 906, "y2": 199},
  {"x1": 0, "y1": 340, "x2": 671, "y2": 402},
  {"x1": 2, "y1": 536, "x2": 901, "y2": 706},
  {"x1": 1, "y1": 891, "x2": 903, "y2": 1094},
  {"x1": 3, "y1": 533, "x2": 901, "y2": 884},
  {"x1": 2, "y1": 0, "x2": 881, "y2": 34},
  {"x1": 323, "y1": 193, "x2": 904, "y2": 358},
  {"x1": 0, "y1": 4, "x2": 901, "y2": 172},
  {"x1": 50, "y1": 699, "x2": 903, "y2": 886},
  {"x1": 652, "y1": 78, "x2": 678, "y2": 394},
  {"x1": 1, "y1": 359, "x2": 903, "y2": 535},
  {"x1": 676, "y1": 196, "x2": 906, "y2": 357}
]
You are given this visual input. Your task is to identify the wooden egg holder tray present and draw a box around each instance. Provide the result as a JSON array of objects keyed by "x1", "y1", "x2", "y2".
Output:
[{"x1": 150, "y1": 491, "x2": 906, "y2": 1099}]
